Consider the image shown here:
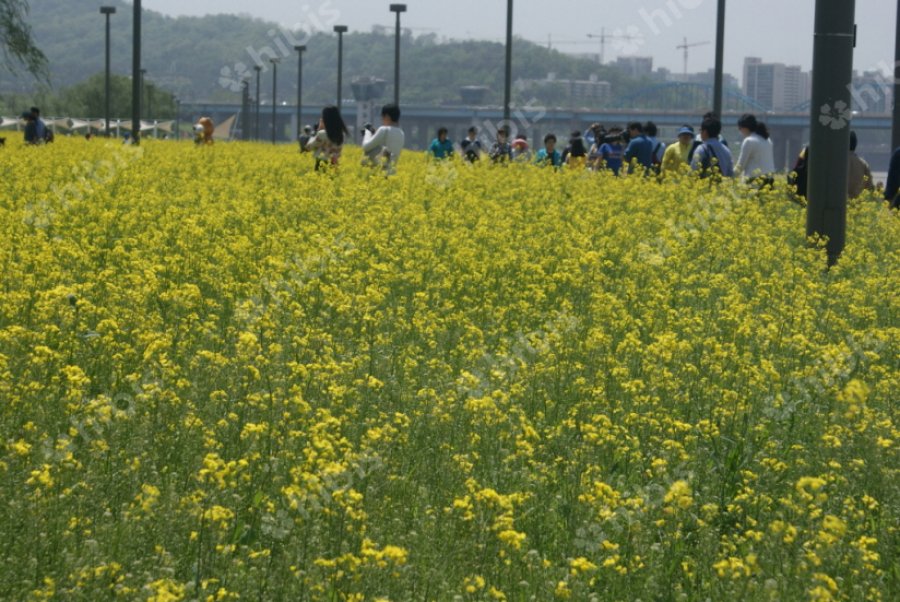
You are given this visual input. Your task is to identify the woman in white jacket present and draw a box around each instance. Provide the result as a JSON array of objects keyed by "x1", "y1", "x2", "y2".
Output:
[{"x1": 735, "y1": 114, "x2": 776, "y2": 186}]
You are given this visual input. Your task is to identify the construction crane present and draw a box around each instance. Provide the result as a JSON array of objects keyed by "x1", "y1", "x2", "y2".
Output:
[
  {"x1": 587, "y1": 28, "x2": 637, "y2": 64},
  {"x1": 676, "y1": 37, "x2": 710, "y2": 76}
]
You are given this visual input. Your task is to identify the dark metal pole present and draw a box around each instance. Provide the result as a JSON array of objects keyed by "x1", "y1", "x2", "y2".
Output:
[
  {"x1": 713, "y1": 0, "x2": 726, "y2": 117},
  {"x1": 807, "y1": 0, "x2": 856, "y2": 265},
  {"x1": 241, "y1": 81, "x2": 250, "y2": 141},
  {"x1": 390, "y1": 5, "x2": 407, "y2": 106},
  {"x1": 504, "y1": 0, "x2": 513, "y2": 124},
  {"x1": 145, "y1": 72, "x2": 152, "y2": 123},
  {"x1": 295, "y1": 45, "x2": 306, "y2": 139},
  {"x1": 132, "y1": 0, "x2": 141, "y2": 144},
  {"x1": 101, "y1": 7, "x2": 116, "y2": 137},
  {"x1": 140, "y1": 68, "x2": 146, "y2": 122},
  {"x1": 893, "y1": 0, "x2": 900, "y2": 151},
  {"x1": 334, "y1": 25, "x2": 348, "y2": 110},
  {"x1": 254, "y1": 65, "x2": 262, "y2": 141},
  {"x1": 271, "y1": 58, "x2": 279, "y2": 144}
]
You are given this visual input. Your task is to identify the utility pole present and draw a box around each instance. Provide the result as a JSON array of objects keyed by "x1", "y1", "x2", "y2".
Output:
[
  {"x1": 254, "y1": 65, "x2": 262, "y2": 140},
  {"x1": 295, "y1": 45, "x2": 306, "y2": 140},
  {"x1": 271, "y1": 58, "x2": 279, "y2": 144},
  {"x1": 807, "y1": 0, "x2": 856, "y2": 266},
  {"x1": 100, "y1": 6, "x2": 116, "y2": 137},
  {"x1": 893, "y1": 0, "x2": 900, "y2": 151},
  {"x1": 504, "y1": 0, "x2": 513, "y2": 125},
  {"x1": 334, "y1": 25, "x2": 349, "y2": 110},
  {"x1": 390, "y1": 4, "x2": 407, "y2": 106},
  {"x1": 241, "y1": 80, "x2": 250, "y2": 141},
  {"x1": 713, "y1": 0, "x2": 726, "y2": 118},
  {"x1": 132, "y1": 0, "x2": 141, "y2": 144}
]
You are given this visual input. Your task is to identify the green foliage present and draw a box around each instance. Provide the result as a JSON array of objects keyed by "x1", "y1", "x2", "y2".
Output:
[
  {"x1": 0, "y1": 0, "x2": 47, "y2": 77},
  {"x1": 8, "y1": 0, "x2": 640, "y2": 108},
  {"x1": 1, "y1": 73, "x2": 175, "y2": 119}
]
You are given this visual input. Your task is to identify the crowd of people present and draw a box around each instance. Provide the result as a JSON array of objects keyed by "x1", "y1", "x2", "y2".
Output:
[
  {"x1": 411, "y1": 111, "x2": 897, "y2": 206},
  {"x1": 17, "y1": 99, "x2": 900, "y2": 208}
]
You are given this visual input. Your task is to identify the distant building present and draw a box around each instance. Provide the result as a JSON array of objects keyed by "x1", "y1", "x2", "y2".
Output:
[
  {"x1": 850, "y1": 70, "x2": 892, "y2": 114},
  {"x1": 743, "y1": 57, "x2": 811, "y2": 111},
  {"x1": 516, "y1": 73, "x2": 611, "y2": 107},
  {"x1": 615, "y1": 56, "x2": 653, "y2": 78},
  {"x1": 667, "y1": 68, "x2": 739, "y2": 90}
]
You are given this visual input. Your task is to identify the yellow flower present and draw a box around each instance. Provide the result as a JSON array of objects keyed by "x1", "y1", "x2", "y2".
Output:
[
  {"x1": 664, "y1": 479, "x2": 693, "y2": 510},
  {"x1": 569, "y1": 556, "x2": 597, "y2": 574}
]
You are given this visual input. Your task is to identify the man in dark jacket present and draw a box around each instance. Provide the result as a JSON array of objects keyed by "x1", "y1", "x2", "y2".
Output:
[
  {"x1": 623, "y1": 121, "x2": 654, "y2": 174},
  {"x1": 885, "y1": 147, "x2": 900, "y2": 209},
  {"x1": 22, "y1": 112, "x2": 39, "y2": 144}
]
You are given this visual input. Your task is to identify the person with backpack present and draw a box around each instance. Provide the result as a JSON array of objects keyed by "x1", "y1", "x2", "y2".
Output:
[
  {"x1": 594, "y1": 127, "x2": 625, "y2": 175},
  {"x1": 461, "y1": 126, "x2": 483, "y2": 162},
  {"x1": 688, "y1": 111, "x2": 728, "y2": 164},
  {"x1": 298, "y1": 125, "x2": 313, "y2": 153},
  {"x1": 847, "y1": 131, "x2": 875, "y2": 199},
  {"x1": 735, "y1": 114, "x2": 775, "y2": 186},
  {"x1": 489, "y1": 127, "x2": 513, "y2": 163},
  {"x1": 31, "y1": 107, "x2": 53, "y2": 143},
  {"x1": 691, "y1": 116, "x2": 734, "y2": 178},
  {"x1": 22, "y1": 111, "x2": 39, "y2": 145},
  {"x1": 362, "y1": 103, "x2": 406, "y2": 176},
  {"x1": 791, "y1": 132, "x2": 878, "y2": 201},
  {"x1": 645, "y1": 121, "x2": 666, "y2": 169},
  {"x1": 623, "y1": 121, "x2": 654, "y2": 174},
  {"x1": 884, "y1": 146, "x2": 900, "y2": 208},
  {"x1": 307, "y1": 105, "x2": 349, "y2": 170}
]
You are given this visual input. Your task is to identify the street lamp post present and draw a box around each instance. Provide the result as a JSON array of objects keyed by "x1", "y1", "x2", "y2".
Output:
[
  {"x1": 504, "y1": 0, "x2": 513, "y2": 125},
  {"x1": 271, "y1": 58, "x2": 280, "y2": 144},
  {"x1": 893, "y1": 0, "x2": 900, "y2": 151},
  {"x1": 241, "y1": 80, "x2": 251, "y2": 141},
  {"x1": 713, "y1": 0, "x2": 726, "y2": 118},
  {"x1": 174, "y1": 98, "x2": 180, "y2": 140},
  {"x1": 144, "y1": 70, "x2": 153, "y2": 123},
  {"x1": 294, "y1": 45, "x2": 306, "y2": 140},
  {"x1": 807, "y1": 0, "x2": 856, "y2": 266},
  {"x1": 140, "y1": 68, "x2": 147, "y2": 124},
  {"x1": 389, "y1": 4, "x2": 407, "y2": 106},
  {"x1": 132, "y1": 0, "x2": 141, "y2": 144},
  {"x1": 254, "y1": 65, "x2": 262, "y2": 140},
  {"x1": 334, "y1": 25, "x2": 348, "y2": 110},
  {"x1": 100, "y1": 6, "x2": 116, "y2": 138}
]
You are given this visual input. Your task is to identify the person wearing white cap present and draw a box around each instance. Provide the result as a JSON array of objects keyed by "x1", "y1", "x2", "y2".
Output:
[{"x1": 662, "y1": 125, "x2": 696, "y2": 174}]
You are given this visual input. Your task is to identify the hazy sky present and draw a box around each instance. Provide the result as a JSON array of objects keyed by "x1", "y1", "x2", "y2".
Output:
[{"x1": 142, "y1": 0, "x2": 896, "y2": 81}]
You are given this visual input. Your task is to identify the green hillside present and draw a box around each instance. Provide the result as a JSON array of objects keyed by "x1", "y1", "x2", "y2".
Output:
[{"x1": 2, "y1": 0, "x2": 643, "y2": 109}]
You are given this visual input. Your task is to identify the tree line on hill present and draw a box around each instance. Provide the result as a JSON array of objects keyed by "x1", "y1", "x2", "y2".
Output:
[{"x1": 1, "y1": 0, "x2": 662, "y2": 116}]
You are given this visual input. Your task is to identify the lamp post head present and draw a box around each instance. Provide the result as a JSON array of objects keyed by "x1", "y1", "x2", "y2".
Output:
[
  {"x1": 334, "y1": 25, "x2": 348, "y2": 34},
  {"x1": 254, "y1": 65, "x2": 262, "y2": 73},
  {"x1": 100, "y1": 6, "x2": 116, "y2": 15},
  {"x1": 390, "y1": 4, "x2": 407, "y2": 13},
  {"x1": 294, "y1": 45, "x2": 307, "y2": 53},
  {"x1": 270, "y1": 58, "x2": 280, "y2": 65}
]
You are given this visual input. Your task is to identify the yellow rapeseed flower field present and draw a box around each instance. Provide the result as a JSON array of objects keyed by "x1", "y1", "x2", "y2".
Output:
[{"x1": 0, "y1": 137, "x2": 897, "y2": 601}]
